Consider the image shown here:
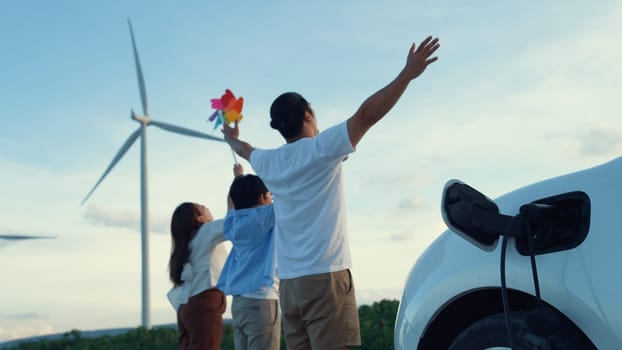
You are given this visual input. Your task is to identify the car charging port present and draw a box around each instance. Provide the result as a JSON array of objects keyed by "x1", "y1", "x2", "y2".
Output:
[{"x1": 442, "y1": 180, "x2": 591, "y2": 349}]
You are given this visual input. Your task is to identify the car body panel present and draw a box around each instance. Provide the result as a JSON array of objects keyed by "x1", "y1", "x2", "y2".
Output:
[{"x1": 395, "y1": 157, "x2": 622, "y2": 349}]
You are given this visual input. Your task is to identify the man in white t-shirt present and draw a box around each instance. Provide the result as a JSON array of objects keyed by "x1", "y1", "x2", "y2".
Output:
[{"x1": 222, "y1": 36, "x2": 440, "y2": 349}]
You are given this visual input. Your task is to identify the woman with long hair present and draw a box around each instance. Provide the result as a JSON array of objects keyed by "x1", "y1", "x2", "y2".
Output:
[{"x1": 167, "y1": 202, "x2": 228, "y2": 350}]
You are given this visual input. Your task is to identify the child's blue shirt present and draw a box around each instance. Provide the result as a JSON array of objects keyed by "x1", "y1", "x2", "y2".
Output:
[{"x1": 217, "y1": 204, "x2": 278, "y2": 299}]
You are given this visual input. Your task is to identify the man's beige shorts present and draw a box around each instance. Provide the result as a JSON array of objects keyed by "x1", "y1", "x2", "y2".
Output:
[{"x1": 280, "y1": 269, "x2": 361, "y2": 349}]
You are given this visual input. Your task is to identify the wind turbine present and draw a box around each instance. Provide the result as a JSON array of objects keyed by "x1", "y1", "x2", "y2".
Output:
[{"x1": 81, "y1": 19, "x2": 225, "y2": 329}]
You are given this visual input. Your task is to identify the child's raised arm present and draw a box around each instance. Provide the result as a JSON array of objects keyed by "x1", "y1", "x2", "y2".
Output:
[
  {"x1": 227, "y1": 163, "x2": 245, "y2": 210},
  {"x1": 233, "y1": 163, "x2": 244, "y2": 178}
]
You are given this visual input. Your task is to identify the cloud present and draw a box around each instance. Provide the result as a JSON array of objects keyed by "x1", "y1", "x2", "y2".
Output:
[
  {"x1": 0, "y1": 321, "x2": 55, "y2": 343},
  {"x1": 83, "y1": 205, "x2": 138, "y2": 230},
  {"x1": 362, "y1": 173, "x2": 424, "y2": 188},
  {"x1": 398, "y1": 196, "x2": 425, "y2": 210},
  {"x1": 577, "y1": 127, "x2": 622, "y2": 157},
  {"x1": 0, "y1": 312, "x2": 53, "y2": 343},
  {"x1": 82, "y1": 205, "x2": 169, "y2": 234},
  {"x1": 1, "y1": 312, "x2": 46, "y2": 320},
  {"x1": 390, "y1": 231, "x2": 414, "y2": 242},
  {"x1": 390, "y1": 197, "x2": 430, "y2": 233}
]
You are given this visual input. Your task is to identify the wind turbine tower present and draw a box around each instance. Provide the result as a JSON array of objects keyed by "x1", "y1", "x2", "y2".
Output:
[{"x1": 81, "y1": 20, "x2": 224, "y2": 329}]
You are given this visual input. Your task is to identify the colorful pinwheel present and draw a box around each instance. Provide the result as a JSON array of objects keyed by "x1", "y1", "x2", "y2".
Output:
[
  {"x1": 208, "y1": 89, "x2": 244, "y2": 130},
  {"x1": 207, "y1": 89, "x2": 244, "y2": 163}
]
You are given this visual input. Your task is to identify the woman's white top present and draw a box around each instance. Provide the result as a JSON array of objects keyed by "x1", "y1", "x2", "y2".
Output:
[{"x1": 167, "y1": 219, "x2": 227, "y2": 311}]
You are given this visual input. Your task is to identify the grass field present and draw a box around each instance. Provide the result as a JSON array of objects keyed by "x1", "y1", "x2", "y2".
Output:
[{"x1": 1, "y1": 299, "x2": 398, "y2": 350}]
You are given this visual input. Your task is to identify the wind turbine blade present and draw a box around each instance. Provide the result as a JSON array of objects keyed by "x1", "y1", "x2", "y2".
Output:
[
  {"x1": 81, "y1": 129, "x2": 141, "y2": 206},
  {"x1": 128, "y1": 19, "x2": 149, "y2": 116},
  {"x1": 0, "y1": 234, "x2": 55, "y2": 240},
  {"x1": 150, "y1": 120, "x2": 226, "y2": 142}
]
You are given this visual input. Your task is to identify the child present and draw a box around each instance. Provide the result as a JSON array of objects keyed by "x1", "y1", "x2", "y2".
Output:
[
  {"x1": 167, "y1": 202, "x2": 227, "y2": 350},
  {"x1": 218, "y1": 164, "x2": 280, "y2": 350}
]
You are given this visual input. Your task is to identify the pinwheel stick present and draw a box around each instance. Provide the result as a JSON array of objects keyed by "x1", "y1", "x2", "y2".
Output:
[{"x1": 230, "y1": 146, "x2": 238, "y2": 163}]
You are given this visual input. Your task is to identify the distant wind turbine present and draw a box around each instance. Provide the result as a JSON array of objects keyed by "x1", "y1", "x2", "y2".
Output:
[
  {"x1": 0, "y1": 234, "x2": 55, "y2": 240},
  {"x1": 81, "y1": 19, "x2": 225, "y2": 329}
]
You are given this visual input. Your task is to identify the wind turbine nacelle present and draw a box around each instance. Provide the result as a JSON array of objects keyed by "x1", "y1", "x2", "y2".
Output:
[{"x1": 131, "y1": 110, "x2": 151, "y2": 124}]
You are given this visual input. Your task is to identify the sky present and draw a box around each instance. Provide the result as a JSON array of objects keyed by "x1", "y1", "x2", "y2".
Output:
[{"x1": 1, "y1": 0, "x2": 622, "y2": 343}]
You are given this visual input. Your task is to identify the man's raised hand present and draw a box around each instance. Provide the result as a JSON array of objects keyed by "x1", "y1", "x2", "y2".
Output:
[{"x1": 404, "y1": 36, "x2": 440, "y2": 80}]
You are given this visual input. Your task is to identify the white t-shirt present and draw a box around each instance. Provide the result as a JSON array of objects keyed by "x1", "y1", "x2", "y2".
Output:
[{"x1": 250, "y1": 121, "x2": 355, "y2": 279}]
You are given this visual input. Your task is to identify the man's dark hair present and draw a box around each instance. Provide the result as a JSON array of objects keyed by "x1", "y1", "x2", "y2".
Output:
[
  {"x1": 230, "y1": 175, "x2": 269, "y2": 209},
  {"x1": 269, "y1": 92, "x2": 311, "y2": 140}
]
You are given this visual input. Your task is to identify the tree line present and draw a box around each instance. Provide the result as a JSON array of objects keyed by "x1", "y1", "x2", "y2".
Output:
[{"x1": 5, "y1": 299, "x2": 399, "y2": 350}]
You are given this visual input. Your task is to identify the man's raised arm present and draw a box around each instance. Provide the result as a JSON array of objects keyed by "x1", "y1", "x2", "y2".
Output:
[
  {"x1": 347, "y1": 36, "x2": 439, "y2": 148},
  {"x1": 222, "y1": 121, "x2": 254, "y2": 161}
]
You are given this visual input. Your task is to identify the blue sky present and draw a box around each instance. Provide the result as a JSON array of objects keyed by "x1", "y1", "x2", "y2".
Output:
[{"x1": 2, "y1": 0, "x2": 622, "y2": 342}]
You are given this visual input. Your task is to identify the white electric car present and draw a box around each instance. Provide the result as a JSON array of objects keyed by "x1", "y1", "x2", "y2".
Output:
[{"x1": 395, "y1": 157, "x2": 622, "y2": 349}]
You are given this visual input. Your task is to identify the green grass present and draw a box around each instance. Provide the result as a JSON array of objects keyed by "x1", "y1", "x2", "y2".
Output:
[{"x1": 5, "y1": 299, "x2": 399, "y2": 350}]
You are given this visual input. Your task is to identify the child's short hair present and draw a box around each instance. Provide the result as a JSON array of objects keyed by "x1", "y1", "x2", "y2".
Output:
[{"x1": 229, "y1": 174, "x2": 269, "y2": 209}]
